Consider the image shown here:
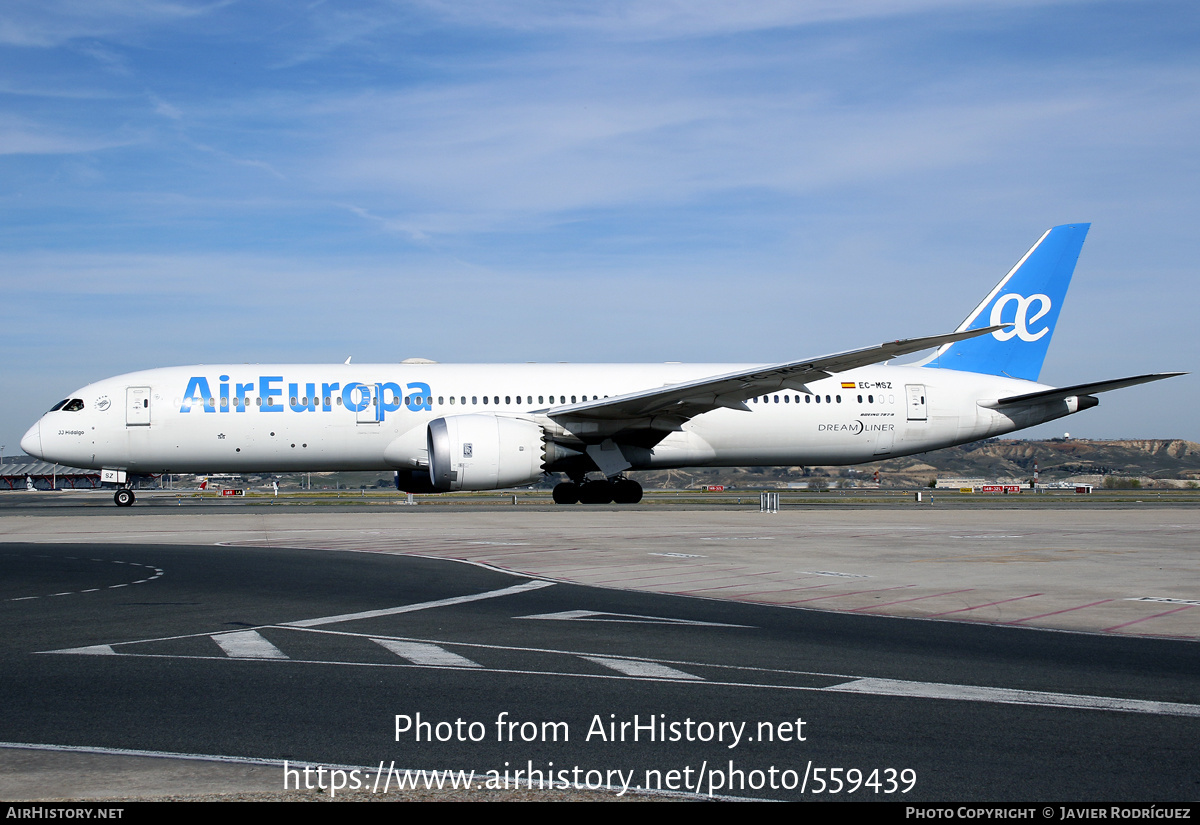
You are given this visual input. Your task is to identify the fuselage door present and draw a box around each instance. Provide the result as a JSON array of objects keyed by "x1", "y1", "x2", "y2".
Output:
[
  {"x1": 906, "y1": 384, "x2": 928, "y2": 422},
  {"x1": 126, "y1": 386, "x2": 151, "y2": 426},
  {"x1": 352, "y1": 383, "x2": 379, "y2": 424}
]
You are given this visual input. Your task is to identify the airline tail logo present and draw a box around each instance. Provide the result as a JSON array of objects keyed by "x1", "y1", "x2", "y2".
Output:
[
  {"x1": 990, "y1": 292, "x2": 1052, "y2": 342},
  {"x1": 922, "y1": 223, "x2": 1089, "y2": 382}
]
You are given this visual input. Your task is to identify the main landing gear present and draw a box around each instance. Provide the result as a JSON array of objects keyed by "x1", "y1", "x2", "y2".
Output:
[
  {"x1": 114, "y1": 488, "x2": 136, "y2": 507},
  {"x1": 552, "y1": 477, "x2": 643, "y2": 505}
]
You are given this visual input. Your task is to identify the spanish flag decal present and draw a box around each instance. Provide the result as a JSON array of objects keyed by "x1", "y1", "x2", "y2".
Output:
[{"x1": 841, "y1": 381, "x2": 856, "y2": 389}]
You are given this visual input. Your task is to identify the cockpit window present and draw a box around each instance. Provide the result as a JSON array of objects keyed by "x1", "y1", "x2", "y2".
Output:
[
  {"x1": 62, "y1": 399, "x2": 85, "y2": 412},
  {"x1": 49, "y1": 399, "x2": 69, "y2": 412}
]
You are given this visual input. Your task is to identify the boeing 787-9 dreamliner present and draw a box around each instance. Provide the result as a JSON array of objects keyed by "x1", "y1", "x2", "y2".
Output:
[{"x1": 20, "y1": 224, "x2": 1182, "y2": 506}]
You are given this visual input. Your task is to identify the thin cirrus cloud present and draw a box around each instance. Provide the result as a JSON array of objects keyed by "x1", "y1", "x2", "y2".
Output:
[
  {"x1": 406, "y1": 0, "x2": 1059, "y2": 39},
  {"x1": 0, "y1": 0, "x2": 219, "y2": 48}
]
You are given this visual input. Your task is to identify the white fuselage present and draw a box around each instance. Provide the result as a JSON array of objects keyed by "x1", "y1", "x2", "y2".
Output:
[{"x1": 22, "y1": 362, "x2": 1068, "y2": 476}]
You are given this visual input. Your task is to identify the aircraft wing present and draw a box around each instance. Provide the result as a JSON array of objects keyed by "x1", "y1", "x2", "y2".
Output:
[
  {"x1": 546, "y1": 326, "x2": 1006, "y2": 425},
  {"x1": 990, "y1": 373, "x2": 1186, "y2": 407}
]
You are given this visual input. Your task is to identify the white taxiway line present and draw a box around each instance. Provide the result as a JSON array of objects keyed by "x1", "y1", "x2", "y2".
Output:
[
  {"x1": 829, "y1": 677, "x2": 1200, "y2": 717},
  {"x1": 372, "y1": 639, "x2": 482, "y2": 668},
  {"x1": 282, "y1": 580, "x2": 556, "y2": 628},
  {"x1": 212, "y1": 630, "x2": 289, "y2": 659},
  {"x1": 583, "y1": 656, "x2": 703, "y2": 681},
  {"x1": 517, "y1": 609, "x2": 751, "y2": 627}
]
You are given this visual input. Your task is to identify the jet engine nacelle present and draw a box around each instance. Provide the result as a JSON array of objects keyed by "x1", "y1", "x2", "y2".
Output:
[{"x1": 427, "y1": 414, "x2": 546, "y2": 491}]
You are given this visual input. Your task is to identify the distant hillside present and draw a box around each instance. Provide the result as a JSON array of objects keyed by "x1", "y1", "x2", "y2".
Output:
[
  {"x1": 875, "y1": 438, "x2": 1200, "y2": 482},
  {"x1": 633, "y1": 439, "x2": 1200, "y2": 489}
]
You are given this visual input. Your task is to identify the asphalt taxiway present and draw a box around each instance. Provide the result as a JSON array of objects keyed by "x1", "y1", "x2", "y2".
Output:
[{"x1": 0, "y1": 496, "x2": 1196, "y2": 801}]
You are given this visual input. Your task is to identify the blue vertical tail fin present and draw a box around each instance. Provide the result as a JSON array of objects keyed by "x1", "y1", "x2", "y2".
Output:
[{"x1": 923, "y1": 223, "x2": 1089, "y2": 382}]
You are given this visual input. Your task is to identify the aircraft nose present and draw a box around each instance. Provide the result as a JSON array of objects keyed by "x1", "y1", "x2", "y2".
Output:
[{"x1": 20, "y1": 421, "x2": 42, "y2": 460}]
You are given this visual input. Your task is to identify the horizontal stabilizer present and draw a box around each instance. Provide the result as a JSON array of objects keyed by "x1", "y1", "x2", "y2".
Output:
[{"x1": 990, "y1": 373, "x2": 1185, "y2": 407}]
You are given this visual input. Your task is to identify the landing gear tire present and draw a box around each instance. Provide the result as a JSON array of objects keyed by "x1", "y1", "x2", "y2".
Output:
[
  {"x1": 114, "y1": 489, "x2": 135, "y2": 507},
  {"x1": 552, "y1": 482, "x2": 580, "y2": 505},
  {"x1": 577, "y1": 480, "x2": 614, "y2": 504},
  {"x1": 554, "y1": 478, "x2": 640, "y2": 505},
  {"x1": 611, "y1": 479, "x2": 643, "y2": 504}
]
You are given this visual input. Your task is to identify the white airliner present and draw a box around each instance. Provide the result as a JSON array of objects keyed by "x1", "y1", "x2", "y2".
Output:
[{"x1": 21, "y1": 224, "x2": 1181, "y2": 506}]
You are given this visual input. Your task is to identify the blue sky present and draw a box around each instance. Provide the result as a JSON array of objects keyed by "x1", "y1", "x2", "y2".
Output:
[{"x1": 2, "y1": 0, "x2": 1197, "y2": 456}]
